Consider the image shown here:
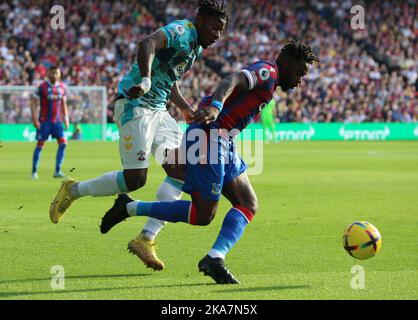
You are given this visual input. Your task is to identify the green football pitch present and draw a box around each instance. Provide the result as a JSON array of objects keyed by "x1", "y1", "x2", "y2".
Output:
[{"x1": 0, "y1": 141, "x2": 417, "y2": 300}]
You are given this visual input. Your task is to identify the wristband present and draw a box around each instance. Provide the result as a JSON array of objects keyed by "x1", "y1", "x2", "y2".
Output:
[
  {"x1": 210, "y1": 100, "x2": 223, "y2": 111},
  {"x1": 140, "y1": 77, "x2": 152, "y2": 94}
]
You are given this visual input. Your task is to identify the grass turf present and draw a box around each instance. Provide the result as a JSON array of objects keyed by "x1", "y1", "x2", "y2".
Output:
[{"x1": 0, "y1": 141, "x2": 417, "y2": 300}]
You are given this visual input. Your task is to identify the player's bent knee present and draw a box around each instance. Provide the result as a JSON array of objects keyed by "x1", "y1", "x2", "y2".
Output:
[
  {"x1": 195, "y1": 214, "x2": 215, "y2": 226},
  {"x1": 124, "y1": 171, "x2": 147, "y2": 191},
  {"x1": 248, "y1": 198, "x2": 259, "y2": 215},
  {"x1": 126, "y1": 178, "x2": 146, "y2": 191},
  {"x1": 194, "y1": 205, "x2": 217, "y2": 226},
  {"x1": 233, "y1": 197, "x2": 258, "y2": 215}
]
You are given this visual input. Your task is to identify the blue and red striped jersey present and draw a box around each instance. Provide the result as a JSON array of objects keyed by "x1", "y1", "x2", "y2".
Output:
[
  {"x1": 34, "y1": 81, "x2": 67, "y2": 123},
  {"x1": 199, "y1": 60, "x2": 279, "y2": 135}
]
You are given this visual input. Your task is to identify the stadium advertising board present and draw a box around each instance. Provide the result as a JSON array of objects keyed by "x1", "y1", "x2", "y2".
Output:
[{"x1": 1, "y1": 123, "x2": 417, "y2": 141}]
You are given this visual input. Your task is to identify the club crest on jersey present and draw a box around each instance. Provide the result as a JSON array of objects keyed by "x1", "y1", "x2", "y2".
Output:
[
  {"x1": 173, "y1": 62, "x2": 187, "y2": 78},
  {"x1": 258, "y1": 68, "x2": 270, "y2": 80},
  {"x1": 137, "y1": 150, "x2": 146, "y2": 161},
  {"x1": 211, "y1": 183, "x2": 221, "y2": 195},
  {"x1": 175, "y1": 25, "x2": 185, "y2": 35}
]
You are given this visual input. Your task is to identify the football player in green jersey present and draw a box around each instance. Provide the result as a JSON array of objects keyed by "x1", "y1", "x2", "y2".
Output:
[{"x1": 50, "y1": 0, "x2": 229, "y2": 271}]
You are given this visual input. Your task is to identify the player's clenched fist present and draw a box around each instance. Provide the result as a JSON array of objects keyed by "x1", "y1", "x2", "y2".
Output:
[
  {"x1": 124, "y1": 77, "x2": 152, "y2": 99},
  {"x1": 191, "y1": 106, "x2": 220, "y2": 125}
]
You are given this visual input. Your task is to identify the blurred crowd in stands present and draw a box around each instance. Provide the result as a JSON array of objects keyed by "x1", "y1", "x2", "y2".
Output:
[{"x1": 0, "y1": 0, "x2": 416, "y2": 124}]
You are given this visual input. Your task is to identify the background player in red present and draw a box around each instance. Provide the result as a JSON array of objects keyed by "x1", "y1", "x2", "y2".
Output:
[
  {"x1": 100, "y1": 40, "x2": 319, "y2": 284},
  {"x1": 30, "y1": 66, "x2": 69, "y2": 179}
]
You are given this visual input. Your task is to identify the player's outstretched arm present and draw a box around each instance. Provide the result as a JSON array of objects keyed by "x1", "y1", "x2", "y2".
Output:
[
  {"x1": 125, "y1": 30, "x2": 167, "y2": 99},
  {"x1": 192, "y1": 72, "x2": 250, "y2": 125},
  {"x1": 170, "y1": 82, "x2": 195, "y2": 123}
]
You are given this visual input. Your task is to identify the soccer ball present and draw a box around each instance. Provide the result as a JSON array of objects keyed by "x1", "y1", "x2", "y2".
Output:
[{"x1": 342, "y1": 221, "x2": 382, "y2": 260}]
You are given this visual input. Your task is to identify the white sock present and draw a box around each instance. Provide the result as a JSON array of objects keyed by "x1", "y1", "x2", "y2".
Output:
[
  {"x1": 141, "y1": 218, "x2": 166, "y2": 241},
  {"x1": 208, "y1": 249, "x2": 225, "y2": 260},
  {"x1": 140, "y1": 177, "x2": 183, "y2": 241},
  {"x1": 75, "y1": 171, "x2": 129, "y2": 197},
  {"x1": 127, "y1": 201, "x2": 140, "y2": 217}
]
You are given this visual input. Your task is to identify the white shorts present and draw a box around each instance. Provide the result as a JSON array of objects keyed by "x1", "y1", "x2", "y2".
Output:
[{"x1": 114, "y1": 98, "x2": 183, "y2": 169}]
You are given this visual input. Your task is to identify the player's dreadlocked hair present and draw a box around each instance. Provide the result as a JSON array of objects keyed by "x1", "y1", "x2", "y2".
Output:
[
  {"x1": 278, "y1": 39, "x2": 319, "y2": 64},
  {"x1": 193, "y1": 0, "x2": 230, "y2": 25}
]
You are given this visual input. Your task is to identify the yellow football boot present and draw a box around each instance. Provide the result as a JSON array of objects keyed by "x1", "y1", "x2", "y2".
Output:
[
  {"x1": 127, "y1": 234, "x2": 165, "y2": 271},
  {"x1": 49, "y1": 178, "x2": 78, "y2": 224}
]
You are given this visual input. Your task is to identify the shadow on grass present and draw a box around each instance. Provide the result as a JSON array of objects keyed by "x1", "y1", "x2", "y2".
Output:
[
  {"x1": 215, "y1": 285, "x2": 310, "y2": 293},
  {"x1": 0, "y1": 281, "x2": 215, "y2": 298},
  {"x1": 0, "y1": 273, "x2": 150, "y2": 286}
]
